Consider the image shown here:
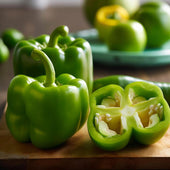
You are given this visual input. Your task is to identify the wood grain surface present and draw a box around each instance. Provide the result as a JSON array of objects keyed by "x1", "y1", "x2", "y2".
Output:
[{"x1": 0, "y1": 105, "x2": 170, "y2": 170}]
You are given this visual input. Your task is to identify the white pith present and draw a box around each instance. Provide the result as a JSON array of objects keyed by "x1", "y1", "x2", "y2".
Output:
[{"x1": 95, "y1": 91, "x2": 163, "y2": 137}]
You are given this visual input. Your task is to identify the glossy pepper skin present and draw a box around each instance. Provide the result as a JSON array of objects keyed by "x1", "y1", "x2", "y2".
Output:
[
  {"x1": 0, "y1": 38, "x2": 9, "y2": 63},
  {"x1": 133, "y1": 1, "x2": 170, "y2": 48},
  {"x1": 13, "y1": 25, "x2": 93, "y2": 93},
  {"x1": 88, "y1": 82, "x2": 170, "y2": 151},
  {"x1": 6, "y1": 49, "x2": 89, "y2": 149},
  {"x1": 93, "y1": 75, "x2": 170, "y2": 105}
]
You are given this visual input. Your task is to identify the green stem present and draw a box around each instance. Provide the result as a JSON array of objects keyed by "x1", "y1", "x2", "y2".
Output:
[
  {"x1": 31, "y1": 49, "x2": 56, "y2": 87},
  {"x1": 48, "y1": 25, "x2": 69, "y2": 47},
  {"x1": 107, "y1": 12, "x2": 122, "y2": 20}
]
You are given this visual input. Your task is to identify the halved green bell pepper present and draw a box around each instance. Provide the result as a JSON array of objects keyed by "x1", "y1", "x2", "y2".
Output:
[
  {"x1": 93, "y1": 75, "x2": 170, "y2": 105},
  {"x1": 6, "y1": 49, "x2": 89, "y2": 149},
  {"x1": 13, "y1": 25, "x2": 93, "y2": 93},
  {"x1": 88, "y1": 82, "x2": 170, "y2": 151}
]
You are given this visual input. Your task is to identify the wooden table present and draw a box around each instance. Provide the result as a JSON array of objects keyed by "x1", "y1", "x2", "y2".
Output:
[{"x1": 0, "y1": 5, "x2": 170, "y2": 170}]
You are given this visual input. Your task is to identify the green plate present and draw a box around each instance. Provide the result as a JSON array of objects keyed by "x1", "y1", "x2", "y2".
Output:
[{"x1": 71, "y1": 29, "x2": 170, "y2": 67}]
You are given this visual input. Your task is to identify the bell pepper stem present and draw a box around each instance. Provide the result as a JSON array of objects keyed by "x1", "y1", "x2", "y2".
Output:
[
  {"x1": 48, "y1": 25, "x2": 69, "y2": 47},
  {"x1": 31, "y1": 49, "x2": 56, "y2": 87}
]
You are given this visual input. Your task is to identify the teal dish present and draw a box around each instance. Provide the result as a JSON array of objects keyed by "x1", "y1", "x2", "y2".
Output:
[{"x1": 71, "y1": 29, "x2": 170, "y2": 67}]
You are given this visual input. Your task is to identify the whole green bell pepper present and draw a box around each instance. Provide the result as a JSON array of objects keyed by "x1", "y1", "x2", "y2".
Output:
[
  {"x1": 6, "y1": 49, "x2": 89, "y2": 149},
  {"x1": 13, "y1": 25, "x2": 93, "y2": 93},
  {"x1": 133, "y1": 1, "x2": 170, "y2": 48},
  {"x1": 88, "y1": 82, "x2": 170, "y2": 151},
  {"x1": 93, "y1": 75, "x2": 170, "y2": 105},
  {"x1": 0, "y1": 38, "x2": 9, "y2": 63}
]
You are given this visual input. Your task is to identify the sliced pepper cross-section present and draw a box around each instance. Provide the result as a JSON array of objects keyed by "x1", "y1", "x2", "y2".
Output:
[{"x1": 87, "y1": 82, "x2": 170, "y2": 151}]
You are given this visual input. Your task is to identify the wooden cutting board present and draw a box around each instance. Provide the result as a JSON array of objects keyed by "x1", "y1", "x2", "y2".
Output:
[{"x1": 0, "y1": 105, "x2": 170, "y2": 170}]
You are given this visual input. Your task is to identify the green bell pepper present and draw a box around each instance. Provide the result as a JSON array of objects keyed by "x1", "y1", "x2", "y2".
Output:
[
  {"x1": 2, "y1": 28, "x2": 24, "y2": 49},
  {"x1": 13, "y1": 25, "x2": 93, "y2": 93},
  {"x1": 6, "y1": 49, "x2": 89, "y2": 149},
  {"x1": 93, "y1": 75, "x2": 170, "y2": 105},
  {"x1": 133, "y1": 1, "x2": 170, "y2": 48},
  {"x1": 88, "y1": 82, "x2": 170, "y2": 151},
  {"x1": 0, "y1": 38, "x2": 9, "y2": 63}
]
